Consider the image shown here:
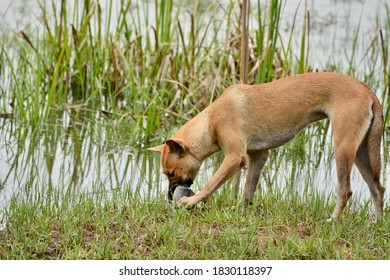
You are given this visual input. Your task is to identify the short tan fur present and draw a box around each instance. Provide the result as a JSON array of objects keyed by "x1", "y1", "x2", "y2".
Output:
[{"x1": 149, "y1": 72, "x2": 385, "y2": 222}]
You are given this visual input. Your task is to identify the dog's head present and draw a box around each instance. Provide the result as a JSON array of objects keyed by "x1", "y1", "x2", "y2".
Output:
[{"x1": 148, "y1": 138, "x2": 201, "y2": 200}]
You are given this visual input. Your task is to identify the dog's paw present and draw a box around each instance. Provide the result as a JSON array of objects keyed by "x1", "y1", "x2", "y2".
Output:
[
  {"x1": 326, "y1": 217, "x2": 335, "y2": 224},
  {"x1": 177, "y1": 195, "x2": 199, "y2": 209}
]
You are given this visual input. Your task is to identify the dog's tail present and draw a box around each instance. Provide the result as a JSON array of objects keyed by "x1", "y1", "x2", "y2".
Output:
[
  {"x1": 363, "y1": 97, "x2": 386, "y2": 219},
  {"x1": 366, "y1": 98, "x2": 384, "y2": 182}
]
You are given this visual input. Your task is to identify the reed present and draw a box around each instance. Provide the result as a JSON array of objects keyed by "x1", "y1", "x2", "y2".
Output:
[{"x1": 1, "y1": 0, "x2": 389, "y2": 147}]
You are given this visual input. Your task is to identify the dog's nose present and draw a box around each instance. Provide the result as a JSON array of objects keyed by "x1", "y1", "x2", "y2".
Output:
[{"x1": 179, "y1": 178, "x2": 193, "y2": 188}]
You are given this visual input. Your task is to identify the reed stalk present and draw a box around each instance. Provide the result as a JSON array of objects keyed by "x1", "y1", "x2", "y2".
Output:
[{"x1": 0, "y1": 0, "x2": 388, "y2": 145}]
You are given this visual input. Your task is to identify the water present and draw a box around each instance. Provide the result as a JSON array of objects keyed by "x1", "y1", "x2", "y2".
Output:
[
  {"x1": 0, "y1": 0, "x2": 389, "y2": 213},
  {"x1": 280, "y1": 0, "x2": 386, "y2": 70},
  {"x1": 0, "y1": 113, "x2": 163, "y2": 207},
  {"x1": 1, "y1": 113, "x2": 388, "y2": 213}
]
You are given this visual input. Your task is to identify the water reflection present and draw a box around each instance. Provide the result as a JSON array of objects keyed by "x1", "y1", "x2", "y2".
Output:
[
  {"x1": 0, "y1": 110, "x2": 164, "y2": 210},
  {"x1": 0, "y1": 109, "x2": 389, "y2": 213}
]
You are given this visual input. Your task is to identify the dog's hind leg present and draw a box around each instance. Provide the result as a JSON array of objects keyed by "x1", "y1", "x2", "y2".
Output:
[
  {"x1": 327, "y1": 110, "x2": 372, "y2": 222},
  {"x1": 243, "y1": 150, "x2": 270, "y2": 203},
  {"x1": 327, "y1": 138, "x2": 359, "y2": 223}
]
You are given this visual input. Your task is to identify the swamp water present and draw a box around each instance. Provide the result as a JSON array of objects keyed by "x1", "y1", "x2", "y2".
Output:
[{"x1": 0, "y1": 0, "x2": 389, "y2": 218}]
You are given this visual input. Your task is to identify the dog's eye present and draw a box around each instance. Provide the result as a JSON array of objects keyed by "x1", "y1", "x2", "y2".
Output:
[{"x1": 167, "y1": 171, "x2": 175, "y2": 177}]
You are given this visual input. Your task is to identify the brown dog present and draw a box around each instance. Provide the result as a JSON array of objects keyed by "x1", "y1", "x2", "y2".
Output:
[{"x1": 149, "y1": 72, "x2": 385, "y2": 222}]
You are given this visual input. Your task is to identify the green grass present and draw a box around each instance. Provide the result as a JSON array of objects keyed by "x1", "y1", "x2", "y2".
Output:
[{"x1": 0, "y1": 187, "x2": 388, "y2": 259}]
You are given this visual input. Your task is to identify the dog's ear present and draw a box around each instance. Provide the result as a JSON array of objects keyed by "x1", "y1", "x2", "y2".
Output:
[
  {"x1": 165, "y1": 139, "x2": 187, "y2": 156},
  {"x1": 147, "y1": 144, "x2": 165, "y2": 153}
]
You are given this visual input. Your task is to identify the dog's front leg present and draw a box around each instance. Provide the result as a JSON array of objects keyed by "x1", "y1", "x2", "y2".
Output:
[{"x1": 178, "y1": 153, "x2": 246, "y2": 209}]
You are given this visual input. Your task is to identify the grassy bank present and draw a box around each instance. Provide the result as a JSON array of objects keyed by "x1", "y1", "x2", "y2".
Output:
[{"x1": 0, "y1": 187, "x2": 389, "y2": 259}]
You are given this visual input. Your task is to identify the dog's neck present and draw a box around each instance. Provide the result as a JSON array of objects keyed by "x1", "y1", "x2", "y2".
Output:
[{"x1": 174, "y1": 109, "x2": 221, "y2": 162}]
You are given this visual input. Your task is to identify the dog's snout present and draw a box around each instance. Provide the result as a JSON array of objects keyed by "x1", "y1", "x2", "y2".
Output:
[{"x1": 179, "y1": 178, "x2": 193, "y2": 188}]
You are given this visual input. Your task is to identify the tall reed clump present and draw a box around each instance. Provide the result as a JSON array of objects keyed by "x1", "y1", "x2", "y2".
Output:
[
  {"x1": 0, "y1": 0, "x2": 389, "y2": 146},
  {"x1": 0, "y1": 0, "x2": 300, "y2": 145}
]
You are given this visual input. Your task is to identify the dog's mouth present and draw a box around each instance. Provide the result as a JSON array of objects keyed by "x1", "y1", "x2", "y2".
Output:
[{"x1": 167, "y1": 179, "x2": 193, "y2": 201}]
